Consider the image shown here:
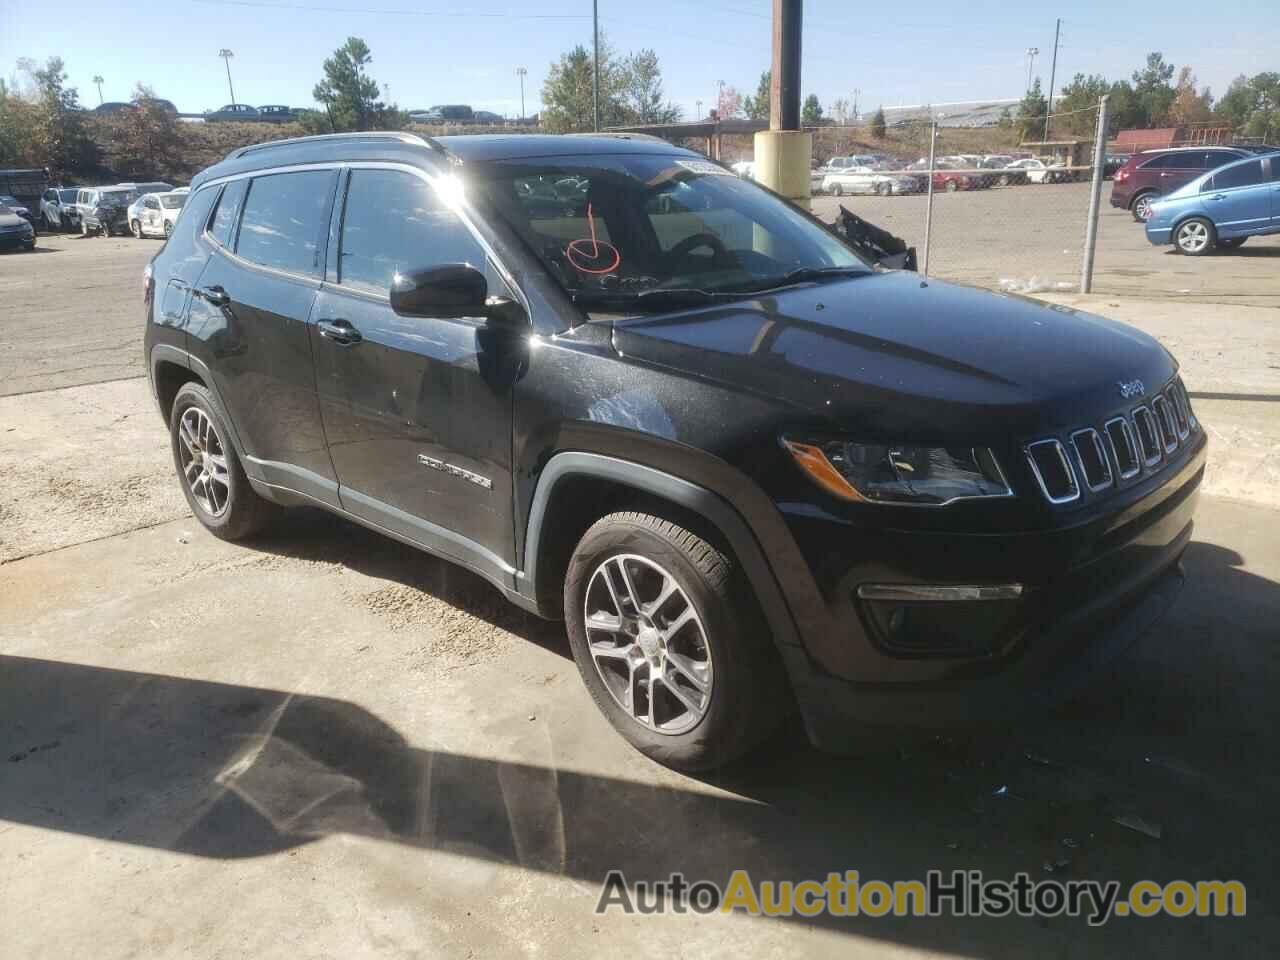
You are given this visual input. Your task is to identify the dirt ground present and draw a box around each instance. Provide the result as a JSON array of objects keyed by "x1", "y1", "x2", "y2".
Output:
[{"x1": 2, "y1": 224, "x2": 1280, "y2": 958}]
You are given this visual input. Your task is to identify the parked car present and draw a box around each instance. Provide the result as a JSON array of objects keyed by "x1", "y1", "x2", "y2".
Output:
[
  {"x1": 0, "y1": 194, "x2": 36, "y2": 229},
  {"x1": 40, "y1": 187, "x2": 82, "y2": 231},
  {"x1": 822, "y1": 165, "x2": 919, "y2": 197},
  {"x1": 1004, "y1": 158, "x2": 1054, "y2": 184},
  {"x1": 206, "y1": 104, "x2": 260, "y2": 122},
  {"x1": 1110, "y1": 146, "x2": 1260, "y2": 222},
  {"x1": 906, "y1": 160, "x2": 978, "y2": 191},
  {"x1": 128, "y1": 191, "x2": 188, "y2": 238},
  {"x1": 76, "y1": 186, "x2": 136, "y2": 236},
  {"x1": 142, "y1": 131, "x2": 1205, "y2": 771},
  {"x1": 257, "y1": 105, "x2": 297, "y2": 123},
  {"x1": 0, "y1": 202, "x2": 36, "y2": 251},
  {"x1": 473, "y1": 110, "x2": 505, "y2": 125},
  {"x1": 1145, "y1": 152, "x2": 1280, "y2": 256}
]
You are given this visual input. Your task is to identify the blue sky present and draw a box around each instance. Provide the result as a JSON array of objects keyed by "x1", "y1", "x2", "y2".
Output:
[{"x1": 1, "y1": 0, "x2": 1274, "y2": 119}]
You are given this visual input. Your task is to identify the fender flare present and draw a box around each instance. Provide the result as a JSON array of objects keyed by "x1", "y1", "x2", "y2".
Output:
[
  {"x1": 149, "y1": 344, "x2": 250, "y2": 464},
  {"x1": 518, "y1": 452, "x2": 802, "y2": 652}
]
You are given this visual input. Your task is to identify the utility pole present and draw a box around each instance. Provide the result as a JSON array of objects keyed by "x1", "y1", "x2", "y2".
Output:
[
  {"x1": 218, "y1": 49, "x2": 236, "y2": 107},
  {"x1": 695, "y1": 99, "x2": 702, "y2": 120},
  {"x1": 592, "y1": 0, "x2": 600, "y2": 131},
  {"x1": 1025, "y1": 47, "x2": 1038, "y2": 93},
  {"x1": 92, "y1": 75, "x2": 104, "y2": 105},
  {"x1": 1043, "y1": 19, "x2": 1060, "y2": 140},
  {"x1": 769, "y1": 0, "x2": 802, "y2": 131},
  {"x1": 516, "y1": 66, "x2": 527, "y2": 119},
  {"x1": 851, "y1": 88, "x2": 860, "y2": 120}
]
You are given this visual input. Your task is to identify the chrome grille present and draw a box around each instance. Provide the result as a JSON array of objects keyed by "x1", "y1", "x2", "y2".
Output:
[{"x1": 1025, "y1": 377, "x2": 1198, "y2": 505}]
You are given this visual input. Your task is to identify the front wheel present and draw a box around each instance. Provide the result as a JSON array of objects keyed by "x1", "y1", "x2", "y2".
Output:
[
  {"x1": 81, "y1": 220, "x2": 91, "y2": 237},
  {"x1": 131, "y1": 219, "x2": 143, "y2": 239},
  {"x1": 564, "y1": 512, "x2": 786, "y2": 771},
  {"x1": 1175, "y1": 217, "x2": 1215, "y2": 256},
  {"x1": 170, "y1": 382, "x2": 277, "y2": 540},
  {"x1": 830, "y1": 183, "x2": 843, "y2": 197}
]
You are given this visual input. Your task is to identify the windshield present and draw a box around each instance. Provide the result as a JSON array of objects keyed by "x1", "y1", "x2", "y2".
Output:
[
  {"x1": 59, "y1": 189, "x2": 78, "y2": 202},
  {"x1": 160, "y1": 194, "x2": 186, "y2": 209},
  {"x1": 472, "y1": 154, "x2": 868, "y2": 311}
]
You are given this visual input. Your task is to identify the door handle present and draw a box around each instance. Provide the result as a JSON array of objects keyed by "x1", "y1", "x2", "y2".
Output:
[
  {"x1": 196, "y1": 285, "x2": 230, "y2": 306},
  {"x1": 317, "y1": 318, "x2": 362, "y2": 345},
  {"x1": 1211, "y1": 194, "x2": 1227, "y2": 201}
]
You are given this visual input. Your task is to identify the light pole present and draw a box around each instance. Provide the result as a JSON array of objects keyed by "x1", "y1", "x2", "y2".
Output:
[
  {"x1": 1025, "y1": 47, "x2": 1039, "y2": 93},
  {"x1": 92, "y1": 75, "x2": 104, "y2": 105},
  {"x1": 516, "y1": 66, "x2": 527, "y2": 120},
  {"x1": 218, "y1": 49, "x2": 236, "y2": 106},
  {"x1": 695, "y1": 99, "x2": 702, "y2": 120}
]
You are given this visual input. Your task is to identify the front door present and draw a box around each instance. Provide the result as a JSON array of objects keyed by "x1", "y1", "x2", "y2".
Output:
[
  {"x1": 184, "y1": 170, "x2": 340, "y2": 506},
  {"x1": 310, "y1": 166, "x2": 521, "y2": 575}
]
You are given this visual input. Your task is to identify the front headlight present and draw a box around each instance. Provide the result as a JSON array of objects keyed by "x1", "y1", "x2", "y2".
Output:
[{"x1": 782, "y1": 438, "x2": 1012, "y2": 506}]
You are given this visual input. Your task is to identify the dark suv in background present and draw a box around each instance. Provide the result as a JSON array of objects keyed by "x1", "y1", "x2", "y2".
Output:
[
  {"x1": 144, "y1": 132, "x2": 1205, "y2": 771},
  {"x1": 1111, "y1": 145, "x2": 1275, "y2": 221}
]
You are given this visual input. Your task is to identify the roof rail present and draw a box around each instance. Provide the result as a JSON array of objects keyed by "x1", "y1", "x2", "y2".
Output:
[{"x1": 224, "y1": 131, "x2": 446, "y2": 163}]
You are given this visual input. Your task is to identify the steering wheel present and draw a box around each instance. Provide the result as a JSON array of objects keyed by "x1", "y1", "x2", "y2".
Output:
[{"x1": 663, "y1": 232, "x2": 734, "y2": 271}]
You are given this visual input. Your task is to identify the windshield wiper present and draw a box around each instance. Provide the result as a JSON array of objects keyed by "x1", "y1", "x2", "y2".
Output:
[
  {"x1": 736, "y1": 266, "x2": 869, "y2": 293},
  {"x1": 572, "y1": 287, "x2": 748, "y2": 310}
]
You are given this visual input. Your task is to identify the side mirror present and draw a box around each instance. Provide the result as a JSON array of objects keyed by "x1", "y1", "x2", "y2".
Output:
[{"x1": 390, "y1": 263, "x2": 527, "y2": 329}]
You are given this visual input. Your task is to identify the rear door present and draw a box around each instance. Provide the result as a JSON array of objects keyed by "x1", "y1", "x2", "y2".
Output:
[
  {"x1": 184, "y1": 168, "x2": 341, "y2": 506},
  {"x1": 1202, "y1": 159, "x2": 1270, "y2": 234},
  {"x1": 309, "y1": 165, "x2": 520, "y2": 572}
]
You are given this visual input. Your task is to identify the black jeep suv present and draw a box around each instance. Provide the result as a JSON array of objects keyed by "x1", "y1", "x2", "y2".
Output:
[{"x1": 144, "y1": 132, "x2": 1205, "y2": 771}]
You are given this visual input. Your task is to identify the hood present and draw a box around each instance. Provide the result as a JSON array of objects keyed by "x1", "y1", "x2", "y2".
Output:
[
  {"x1": 610, "y1": 271, "x2": 1176, "y2": 440},
  {"x1": 0, "y1": 208, "x2": 29, "y2": 228}
]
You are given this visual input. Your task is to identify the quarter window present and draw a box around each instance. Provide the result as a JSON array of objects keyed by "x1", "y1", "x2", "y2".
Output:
[
  {"x1": 236, "y1": 170, "x2": 333, "y2": 276},
  {"x1": 337, "y1": 169, "x2": 485, "y2": 295},
  {"x1": 1213, "y1": 160, "x2": 1264, "y2": 190},
  {"x1": 208, "y1": 179, "x2": 247, "y2": 248}
]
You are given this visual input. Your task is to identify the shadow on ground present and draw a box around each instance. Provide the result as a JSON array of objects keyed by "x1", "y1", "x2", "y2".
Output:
[{"x1": 3, "y1": 537, "x2": 1278, "y2": 954}]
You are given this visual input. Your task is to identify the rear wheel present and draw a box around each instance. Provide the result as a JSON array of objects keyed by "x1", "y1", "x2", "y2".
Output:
[
  {"x1": 170, "y1": 382, "x2": 277, "y2": 540},
  {"x1": 564, "y1": 511, "x2": 786, "y2": 771},
  {"x1": 131, "y1": 219, "x2": 143, "y2": 239},
  {"x1": 80, "y1": 220, "x2": 91, "y2": 237},
  {"x1": 1174, "y1": 217, "x2": 1215, "y2": 256},
  {"x1": 1131, "y1": 192, "x2": 1157, "y2": 222},
  {"x1": 831, "y1": 183, "x2": 843, "y2": 197}
]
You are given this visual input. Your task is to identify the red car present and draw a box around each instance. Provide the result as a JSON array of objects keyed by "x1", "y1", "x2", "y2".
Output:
[
  {"x1": 1109, "y1": 146, "x2": 1262, "y2": 222},
  {"x1": 906, "y1": 160, "x2": 980, "y2": 192}
]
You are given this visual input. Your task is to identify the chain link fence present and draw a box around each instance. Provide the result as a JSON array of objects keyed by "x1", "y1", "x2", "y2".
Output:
[{"x1": 807, "y1": 103, "x2": 1108, "y2": 295}]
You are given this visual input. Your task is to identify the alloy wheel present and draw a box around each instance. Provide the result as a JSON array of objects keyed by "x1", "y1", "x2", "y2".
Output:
[
  {"x1": 583, "y1": 554, "x2": 713, "y2": 735},
  {"x1": 177, "y1": 407, "x2": 231, "y2": 517},
  {"x1": 1177, "y1": 221, "x2": 1210, "y2": 254},
  {"x1": 1134, "y1": 195, "x2": 1154, "y2": 221}
]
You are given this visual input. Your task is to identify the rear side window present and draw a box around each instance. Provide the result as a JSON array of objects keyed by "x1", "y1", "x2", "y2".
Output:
[
  {"x1": 1213, "y1": 160, "x2": 1264, "y2": 190},
  {"x1": 236, "y1": 170, "x2": 333, "y2": 276},
  {"x1": 1203, "y1": 151, "x2": 1240, "y2": 169},
  {"x1": 337, "y1": 168, "x2": 484, "y2": 295},
  {"x1": 209, "y1": 179, "x2": 247, "y2": 248}
]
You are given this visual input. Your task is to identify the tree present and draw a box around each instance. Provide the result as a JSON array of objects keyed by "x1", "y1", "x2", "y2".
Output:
[
  {"x1": 1056, "y1": 73, "x2": 1110, "y2": 135},
  {"x1": 24, "y1": 57, "x2": 97, "y2": 178},
  {"x1": 307, "y1": 37, "x2": 403, "y2": 133},
  {"x1": 869, "y1": 106, "x2": 886, "y2": 139},
  {"x1": 1131, "y1": 52, "x2": 1177, "y2": 127},
  {"x1": 619, "y1": 49, "x2": 680, "y2": 124},
  {"x1": 1214, "y1": 72, "x2": 1279, "y2": 141},
  {"x1": 1014, "y1": 78, "x2": 1048, "y2": 141},
  {"x1": 1169, "y1": 67, "x2": 1213, "y2": 127},
  {"x1": 716, "y1": 84, "x2": 742, "y2": 120},
  {"x1": 801, "y1": 94, "x2": 823, "y2": 123},
  {"x1": 105, "y1": 84, "x2": 181, "y2": 179},
  {"x1": 1105, "y1": 80, "x2": 1144, "y2": 134},
  {"x1": 830, "y1": 98, "x2": 850, "y2": 124},
  {"x1": 1214, "y1": 74, "x2": 1256, "y2": 131},
  {"x1": 743, "y1": 71, "x2": 770, "y2": 121},
  {"x1": 540, "y1": 36, "x2": 628, "y2": 132}
]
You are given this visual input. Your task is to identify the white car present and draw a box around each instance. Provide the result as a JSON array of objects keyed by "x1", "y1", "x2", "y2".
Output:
[
  {"x1": 1005, "y1": 158, "x2": 1056, "y2": 184},
  {"x1": 821, "y1": 165, "x2": 919, "y2": 197},
  {"x1": 127, "y1": 191, "x2": 187, "y2": 239}
]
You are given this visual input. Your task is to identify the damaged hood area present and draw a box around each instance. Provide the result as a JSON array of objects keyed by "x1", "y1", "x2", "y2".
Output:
[{"x1": 610, "y1": 271, "x2": 1177, "y2": 438}]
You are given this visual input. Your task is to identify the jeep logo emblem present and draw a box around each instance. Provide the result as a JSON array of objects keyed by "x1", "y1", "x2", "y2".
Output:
[{"x1": 1117, "y1": 379, "x2": 1145, "y2": 399}]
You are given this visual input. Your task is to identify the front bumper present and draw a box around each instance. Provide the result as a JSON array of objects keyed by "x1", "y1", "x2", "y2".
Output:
[
  {"x1": 776, "y1": 435, "x2": 1204, "y2": 749},
  {"x1": 0, "y1": 229, "x2": 34, "y2": 249}
]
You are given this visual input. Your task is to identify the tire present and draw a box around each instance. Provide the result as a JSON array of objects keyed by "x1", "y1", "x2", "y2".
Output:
[
  {"x1": 831, "y1": 183, "x2": 843, "y2": 197},
  {"x1": 1174, "y1": 217, "x2": 1215, "y2": 256},
  {"x1": 945, "y1": 179, "x2": 958, "y2": 192},
  {"x1": 998, "y1": 174, "x2": 1010, "y2": 187},
  {"x1": 1131, "y1": 192, "x2": 1157, "y2": 222},
  {"x1": 1217, "y1": 237, "x2": 1246, "y2": 250},
  {"x1": 169, "y1": 382, "x2": 277, "y2": 540},
  {"x1": 564, "y1": 511, "x2": 786, "y2": 772},
  {"x1": 163, "y1": 220, "x2": 173, "y2": 238},
  {"x1": 876, "y1": 181, "x2": 892, "y2": 197},
  {"x1": 131, "y1": 219, "x2": 143, "y2": 239},
  {"x1": 81, "y1": 220, "x2": 91, "y2": 237}
]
